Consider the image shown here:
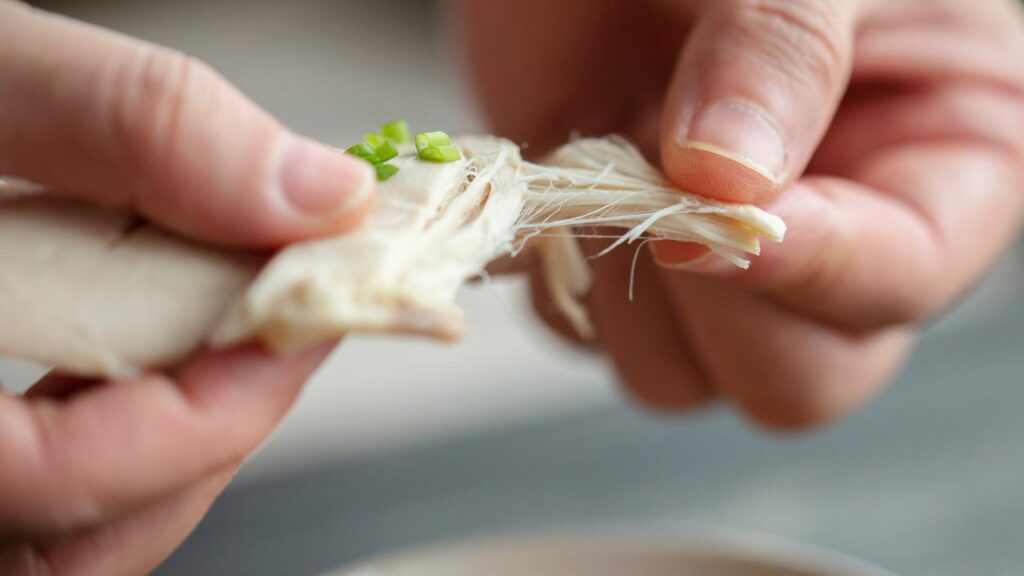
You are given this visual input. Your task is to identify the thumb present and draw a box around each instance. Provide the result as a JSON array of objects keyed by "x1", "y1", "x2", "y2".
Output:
[
  {"x1": 0, "y1": 3, "x2": 374, "y2": 247},
  {"x1": 659, "y1": 0, "x2": 861, "y2": 204}
]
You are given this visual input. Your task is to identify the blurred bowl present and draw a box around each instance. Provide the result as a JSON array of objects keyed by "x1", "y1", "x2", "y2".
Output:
[{"x1": 327, "y1": 528, "x2": 898, "y2": 576}]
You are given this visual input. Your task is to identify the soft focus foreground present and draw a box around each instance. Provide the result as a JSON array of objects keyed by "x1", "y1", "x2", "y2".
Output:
[{"x1": 0, "y1": 1, "x2": 1022, "y2": 575}]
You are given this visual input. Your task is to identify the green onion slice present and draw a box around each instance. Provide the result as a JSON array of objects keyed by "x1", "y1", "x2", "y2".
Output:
[
  {"x1": 415, "y1": 131, "x2": 450, "y2": 153},
  {"x1": 346, "y1": 143, "x2": 379, "y2": 165},
  {"x1": 381, "y1": 120, "x2": 410, "y2": 145},
  {"x1": 373, "y1": 140, "x2": 399, "y2": 163},
  {"x1": 375, "y1": 163, "x2": 399, "y2": 181},
  {"x1": 418, "y1": 144, "x2": 462, "y2": 163}
]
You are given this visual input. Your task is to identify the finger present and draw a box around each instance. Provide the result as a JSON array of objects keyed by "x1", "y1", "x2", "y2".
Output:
[
  {"x1": 810, "y1": 84, "x2": 1024, "y2": 176},
  {"x1": 582, "y1": 239, "x2": 712, "y2": 411},
  {"x1": 0, "y1": 344, "x2": 331, "y2": 537},
  {"x1": 528, "y1": 263, "x2": 592, "y2": 349},
  {"x1": 663, "y1": 274, "x2": 914, "y2": 430},
  {"x1": 659, "y1": 143, "x2": 1024, "y2": 330},
  {"x1": 0, "y1": 466, "x2": 236, "y2": 576},
  {"x1": 0, "y1": 2, "x2": 374, "y2": 247},
  {"x1": 851, "y1": 0, "x2": 1024, "y2": 90},
  {"x1": 452, "y1": 0, "x2": 682, "y2": 158},
  {"x1": 660, "y1": 0, "x2": 863, "y2": 202}
]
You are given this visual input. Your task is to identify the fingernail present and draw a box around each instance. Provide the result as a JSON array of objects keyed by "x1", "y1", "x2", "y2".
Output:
[
  {"x1": 279, "y1": 137, "x2": 374, "y2": 216},
  {"x1": 681, "y1": 98, "x2": 786, "y2": 182},
  {"x1": 653, "y1": 251, "x2": 740, "y2": 277},
  {"x1": 655, "y1": 251, "x2": 717, "y2": 271},
  {"x1": 649, "y1": 240, "x2": 709, "y2": 269}
]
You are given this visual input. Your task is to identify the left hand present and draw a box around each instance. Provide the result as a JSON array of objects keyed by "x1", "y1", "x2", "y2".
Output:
[
  {"x1": 0, "y1": 2, "x2": 373, "y2": 573},
  {"x1": 0, "y1": 346, "x2": 329, "y2": 574}
]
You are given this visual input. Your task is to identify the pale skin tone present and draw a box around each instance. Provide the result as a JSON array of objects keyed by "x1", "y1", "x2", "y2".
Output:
[
  {"x1": 1, "y1": 0, "x2": 1023, "y2": 573},
  {"x1": 0, "y1": 1, "x2": 374, "y2": 574},
  {"x1": 454, "y1": 0, "x2": 1024, "y2": 426}
]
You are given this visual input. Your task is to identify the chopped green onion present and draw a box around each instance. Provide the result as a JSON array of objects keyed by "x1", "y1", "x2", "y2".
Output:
[
  {"x1": 415, "y1": 131, "x2": 450, "y2": 153},
  {"x1": 348, "y1": 125, "x2": 406, "y2": 181},
  {"x1": 418, "y1": 144, "x2": 462, "y2": 163},
  {"x1": 381, "y1": 120, "x2": 410, "y2": 144},
  {"x1": 375, "y1": 163, "x2": 399, "y2": 181},
  {"x1": 346, "y1": 143, "x2": 379, "y2": 165},
  {"x1": 374, "y1": 140, "x2": 399, "y2": 163}
]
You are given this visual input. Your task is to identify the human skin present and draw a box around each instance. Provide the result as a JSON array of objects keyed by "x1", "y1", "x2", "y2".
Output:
[
  {"x1": 1, "y1": 0, "x2": 1023, "y2": 571},
  {"x1": 0, "y1": 1, "x2": 374, "y2": 574},
  {"x1": 453, "y1": 0, "x2": 1024, "y2": 427}
]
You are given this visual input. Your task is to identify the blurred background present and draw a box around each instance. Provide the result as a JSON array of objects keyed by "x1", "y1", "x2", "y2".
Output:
[{"x1": 3, "y1": 1, "x2": 1024, "y2": 575}]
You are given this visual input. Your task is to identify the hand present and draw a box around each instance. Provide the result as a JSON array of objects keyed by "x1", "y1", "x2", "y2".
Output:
[
  {"x1": 0, "y1": 2, "x2": 374, "y2": 574},
  {"x1": 454, "y1": 0, "x2": 1024, "y2": 428}
]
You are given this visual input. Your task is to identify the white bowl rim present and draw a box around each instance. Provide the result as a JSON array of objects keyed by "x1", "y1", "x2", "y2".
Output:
[{"x1": 326, "y1": 523, "x2": 900, "y2": 576}]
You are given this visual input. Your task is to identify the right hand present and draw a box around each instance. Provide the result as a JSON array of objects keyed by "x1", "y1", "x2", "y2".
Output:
[
  {"x1": 455, "y1": 0, "x2": 1024, "y2": 428},
  {"x1": 0, "y1": 2, "x2": 374, "y2": 574}
]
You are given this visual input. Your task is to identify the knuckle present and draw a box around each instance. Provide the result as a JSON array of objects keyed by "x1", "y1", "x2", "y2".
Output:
[
  {"x1": 730, "y1": 0, "x2": 850, "y2": 94},
  {"x1": 108, "y1": 47, "x2": 217, "y2": 182},
  {"x1": 840, "y1": 259, "x2": 940, "y2": 333},
  {"x1": 0, "y1": 407, "x2": 99, "y2": 539},
  {"x1": 773, "y1": 182, "x2": 935, "y2": 332}
]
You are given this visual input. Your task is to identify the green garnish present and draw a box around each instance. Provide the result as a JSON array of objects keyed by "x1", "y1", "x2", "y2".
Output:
[
  {"x1": 375, "y1": 163, "x2": 399, "y2": 181},
  {"x1": 415, "y1": 131, "x2": 450, "y2": 153},
  {"x1": 373, "y1": 140, "x2": 399, "y2": 163},
  {"x1": 418, "y1": 144, "x2": 462, "y2": 163},
  {"x1": 348, "y1": 122, "x2": 459, "y2": 179},
  {"x1": 414, "y1": 131, "x2": 460, "y2": 163},
  {"x1": 347, "y1": 132, "x2": 400, "y2": 182},
  {"x1": 346, "y1": 143, "x2": 379, "y2": 165},
  {"x1": 381, "y1": 120, "x2": 410, "y2": 145}
]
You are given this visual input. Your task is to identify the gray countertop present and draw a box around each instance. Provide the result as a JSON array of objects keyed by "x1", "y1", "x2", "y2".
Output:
[
  {"x1": 158, "y1": 245, "x2": 1024, "y2": 576},
  {"x1": 14, "y1": 2, "x2": 1024, "y2": 575}
]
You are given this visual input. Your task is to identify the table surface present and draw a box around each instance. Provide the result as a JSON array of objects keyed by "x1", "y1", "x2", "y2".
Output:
[
  {"x1": 158, "y1": 244, "x2": 1024, "y2": 576},
  {"x1": 12, "y1": 2, "x2": 1024, "y2": 575}
]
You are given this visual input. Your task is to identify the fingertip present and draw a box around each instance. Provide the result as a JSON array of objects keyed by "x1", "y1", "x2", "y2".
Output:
[
  {"x1": 656, "y1": 0, "x2": 860, "y2": 206},
  {"x1": 276, "y1": 136, "x2": 376, "y2": 234},
  {"x1": 174, "y1": 134, "x2": 376, "y2": 249},
  {"x1": 622, "y1": 375, "x2": 714, "y2": 415},
  {"x1": 661, "y1": 99, "x2": 785, "y2": 204},
  {"x1": 207, "y1": 135, "x2": 375, "y2": 248},
  {"x1": 651, "y1": 242, "x2": 740, "y2": 279},
  {"x1": 649, "y1": 241, "x2": 710, "y2": 268},
  {"x1": 662, "y1": 142, "x2": 784, "y2": 204}
]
